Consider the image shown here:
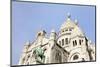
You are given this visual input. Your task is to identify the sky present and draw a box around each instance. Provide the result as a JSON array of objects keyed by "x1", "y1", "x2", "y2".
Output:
[{"x1": 12, "y1": 1, "x2": 96, "y2": 65}]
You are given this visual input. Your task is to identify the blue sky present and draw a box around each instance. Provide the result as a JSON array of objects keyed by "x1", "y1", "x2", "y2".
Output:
[{"x1": 12, "y1": 1, "x2": 96, "y2": 65}]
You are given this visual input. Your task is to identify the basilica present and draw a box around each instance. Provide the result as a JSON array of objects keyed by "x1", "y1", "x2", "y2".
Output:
[{"x1": 18, "y1": 14, "x2": 95, "y2": 65}]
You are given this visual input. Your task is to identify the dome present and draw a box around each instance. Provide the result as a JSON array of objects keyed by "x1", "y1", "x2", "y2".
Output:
[
  {"x1": 59, "y1": 13, "x2": 84, "y2": 37},
  {"x1": 60, "y1": 19, "x2": 77, "y2": 30},
  {"x1": 60, "y1": 14, "x2": 77, "y2": 30}
]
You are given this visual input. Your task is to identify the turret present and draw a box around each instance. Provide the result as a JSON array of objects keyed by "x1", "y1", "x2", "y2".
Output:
[
  {"x1": 36, "y1": 30, "x2": 46, "y2": 45},
  {"x1": 37, "y1": 30, "x2": 46, "y2": 38},
  {"x1": 23, "y1": 41, "x2": 30, "y2": 53},
  {"x1": 48, "y1": 29, "x2": 57, "y2": 63}
]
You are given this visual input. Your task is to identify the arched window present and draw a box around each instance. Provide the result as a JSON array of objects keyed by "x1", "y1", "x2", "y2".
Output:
[
  {"x1": 73, "y1": 55, "x2": 79, "y2": 60},
  {"x1": 79, "y1": 40, "x2": 83, "y2": 45},
  {"x1": 69, "y1": 28, "x2": 72, "y2": 31},
  {"x1": 73, "y1": 41, "x2": 75, "y2": 46},
  {"x1": 55, "y1": 50, "x2": 62, "y2": 62},
  {"x1": 65, "y1": 29, "x2": 68, "y2": 31},
  {"x1": 73, "y1": 40, "x2": 77, "y2": 46},
  {"x1": 79, "y1": 40, "x2": 81, "y2": 45},
  {"x1": 75, "y1": 40, "x2": 77, "y2": 45},
  {"x1": 65, "y1": 38, "x2": 68, "y2": 44},
  {"x1": 62, "y1": 39, "x2": 64, "y2": 46},
  {"x1": 59, "y1": 41, "x2": 61, "y2": 45}
]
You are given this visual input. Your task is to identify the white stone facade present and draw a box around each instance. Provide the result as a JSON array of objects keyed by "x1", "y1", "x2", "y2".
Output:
[{"x1": 18, "y1": 14, "x2": 95, "y2": 65}]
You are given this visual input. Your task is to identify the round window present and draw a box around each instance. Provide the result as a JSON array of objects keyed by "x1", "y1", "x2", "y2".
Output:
[{"x1": 73, "y1": 55, "x2": 79, "y2": 60}]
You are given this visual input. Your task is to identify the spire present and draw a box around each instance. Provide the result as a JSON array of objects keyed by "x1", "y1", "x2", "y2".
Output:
[{"x1": 49, "y1": 29, "x2": 56, "y2": 40}]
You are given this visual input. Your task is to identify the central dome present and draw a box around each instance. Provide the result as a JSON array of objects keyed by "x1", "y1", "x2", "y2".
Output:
[
  {"x1": 60, "y1": 14, "x2": 77, "y2": 30},
  {"x1": 60, "y1": 19, "x2": 77, "y2": 30},
  {"x1": 57, "y1": 13, "x2": 85, "y2": 49},
  {"x1": 58, "y1": 13, "x2": 84, "y2": 37}
]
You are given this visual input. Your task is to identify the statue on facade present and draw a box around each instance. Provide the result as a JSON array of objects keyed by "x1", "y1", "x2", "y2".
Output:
[{"x1": 34, "y1": 47, "x2": 45, "y2": 63}]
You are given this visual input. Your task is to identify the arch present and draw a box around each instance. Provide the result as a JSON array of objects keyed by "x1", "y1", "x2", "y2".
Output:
[
  {"x1": 69, "y1": 52, "x2": 80, "y2": 61},
  {"x1": 62, "y1": 39, "x2": 64, "y2": 46},
  {"x1": 73, "y1": 55, "x2": 79, "y2": 60},
  {"x1": 65, "y1": 38, "x2": 68, "y2": 44},
  {"x1": 73, "y1": 40, "x2": 77, "y2": 46},
  {"x1": 55, "y1": 50, "x2": 62, "y2": 63}
]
